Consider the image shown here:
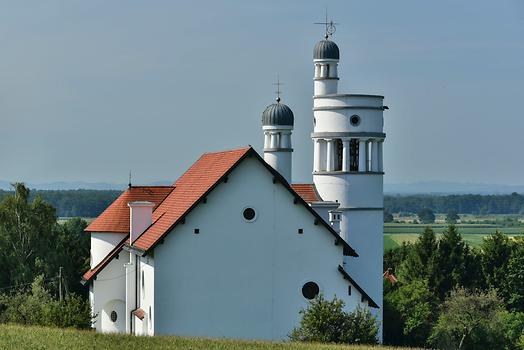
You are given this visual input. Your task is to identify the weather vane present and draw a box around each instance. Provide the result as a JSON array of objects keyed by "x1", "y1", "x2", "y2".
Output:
[
  {"x1": 273, "y1": 75, "x2": 283, "y2": 103},
  {"x1": 314, "y1": 9, "x2": 338, "y2": 39}
]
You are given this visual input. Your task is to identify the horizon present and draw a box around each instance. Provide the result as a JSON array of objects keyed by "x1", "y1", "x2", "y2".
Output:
[{"x1": 1, "y1": 1, "x2": 523, "y2": 186}]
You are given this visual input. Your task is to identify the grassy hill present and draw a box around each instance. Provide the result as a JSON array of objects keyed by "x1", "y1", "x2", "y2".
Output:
[{"x1": 0, "y1": 324, "x2": 421, "y2": 350}]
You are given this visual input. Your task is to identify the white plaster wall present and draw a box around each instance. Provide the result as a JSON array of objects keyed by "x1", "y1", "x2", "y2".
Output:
[
  {"x1": 154, "y1": 158, "x2": 369, "y2": 340},
  {"x1": 314, "y1": 80, "x2": 338, "y2": 95},
  {"x1": 313, "y1": 109, "x2": 384, "y2": 134},
  {"x1": 313, "y1": 174, "x2": 383, "y2": 208},
  {"x1": 90, "y1": 232, "x2": 127, "y2": 268},
  {"x1": 264, "y1": 151, "x2": 292, "y2": 183},
  {"x1": 314, "y1": 95, "x2": 383, "y2": 108},
  {"x1": 137, "y1": 255, "x2": 155, "y2": 336},
  {"x1": 91, "y1": 250, "x2": 128, "y2": 333}
]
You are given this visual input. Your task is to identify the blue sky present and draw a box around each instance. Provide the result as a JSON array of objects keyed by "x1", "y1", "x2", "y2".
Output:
[{"x1": 1, "y1": 0, "x2": 523, "y2": 186}]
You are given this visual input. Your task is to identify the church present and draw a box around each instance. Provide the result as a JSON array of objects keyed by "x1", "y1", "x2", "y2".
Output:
[{"x1": 82, "y1": 27, "x2": 387, "y2": 340}]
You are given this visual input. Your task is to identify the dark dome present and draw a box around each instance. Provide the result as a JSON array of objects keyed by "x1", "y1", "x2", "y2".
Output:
[
  {"x1": 262, "y1": 102, "x2": 294, "y2": 126},
  {"x1": 314, "y1": 39, "x2": 340, "y2": 60}
]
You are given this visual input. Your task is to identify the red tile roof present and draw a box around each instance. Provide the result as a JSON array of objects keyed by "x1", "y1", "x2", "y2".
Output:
[
  {"x1": 383, "y1": 268, "x2": 398, "y2": 284},
  {"x1": 291, "y1": 184, "x2": 323, "y2": 203},
  {"x1": 132, "y1": 147, "x2": 251, "y2": 251},
  {"x1": 82, "y1": 236, "x2": 129, "y2": 283},
  {"x1": 85, "y1": 186, "x2": 174, "y2": 233}
]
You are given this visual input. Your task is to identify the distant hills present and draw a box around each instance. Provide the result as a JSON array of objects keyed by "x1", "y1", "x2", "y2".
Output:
[{"x1": 1, "y1": 179, "x2": 523, "y2": 195}]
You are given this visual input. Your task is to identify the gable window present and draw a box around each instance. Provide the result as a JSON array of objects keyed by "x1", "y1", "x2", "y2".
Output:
[
  {"x1": 302, "y1": 281, "x2": 320, "y2": 300},
  {"x1": 110, "y1": 311, "x2": 117, "y2": 323},
  {"x1": 242, "y1": 207, "x2": 257, "y2": 222}
]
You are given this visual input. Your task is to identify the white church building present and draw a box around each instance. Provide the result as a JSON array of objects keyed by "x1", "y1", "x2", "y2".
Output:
[{"x1": 82, "y1": 30, "x2": 386, "y2": 340}]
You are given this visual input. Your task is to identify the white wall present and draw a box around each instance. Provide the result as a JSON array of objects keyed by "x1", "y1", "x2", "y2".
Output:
[
  {"x1": 154, "y1": 157, "x2": 369, "y2": 340},
  {"x1": 90, "y1": 232, "x2": 127, "y2": 268},
  {"x1": 137, "y1": 255, "x2": 155, "y2": 336},
  {"x1": 91, "y1": 250, "x2": 128, "y2": 333},
  {"x1": 264, "y1": 151, "x2": 292, "y2": 183}
]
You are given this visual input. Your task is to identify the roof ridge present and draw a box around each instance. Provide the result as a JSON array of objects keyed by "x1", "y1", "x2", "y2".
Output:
[{"x1": 201, "y1": 146, "x2": 252, "y2": 156}]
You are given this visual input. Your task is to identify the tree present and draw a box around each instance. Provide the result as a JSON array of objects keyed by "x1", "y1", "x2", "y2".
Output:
[
  {"x1": 481, "y1": 231, "x2": 513, "y2": 299},
  {"x1": 417, "y1": 208, "x2": 435, "y2": 224},
  {"x1": 0, "y1": 183, "x2": 57, "y2": 286},
  {"x1": 446, "y1": 209, "x2": 460, "y2": 224},
  {"x1": 398, "y1": 226, "x2": 437, "y2": 283},
  {"x1": 504, "y1": 239, "x2": 524, "y2": 312},
  {"x1": 429, "y1": 288, "x2": 505, "y2": 350},
  {"x1": 384, "y1": 210, "x2": 394, "y2": 223},
  {"x1": 384, "y1": 279, "x2": 437, "y2": 347},
  {"x1": 290, "y1": 294, "x2": 378, "y2": 345}
]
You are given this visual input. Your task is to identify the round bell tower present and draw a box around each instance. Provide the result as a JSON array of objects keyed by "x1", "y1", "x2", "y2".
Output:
[{"x1": 311, "y1": 33, "x2": 386, "y2": 336}]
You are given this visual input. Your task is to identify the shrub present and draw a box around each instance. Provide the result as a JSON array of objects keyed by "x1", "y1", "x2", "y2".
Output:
[{"x1": 289, "y1": 294, "x2": 378, "y2": 345}]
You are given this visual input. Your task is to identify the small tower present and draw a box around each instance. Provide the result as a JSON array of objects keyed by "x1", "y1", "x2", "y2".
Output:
[
  {"x1": 311, "y1": 27, "x2": 386, "y2": 338},
  {"x1": 262, "y1": 96, "x2": 294, "y2": 183}
]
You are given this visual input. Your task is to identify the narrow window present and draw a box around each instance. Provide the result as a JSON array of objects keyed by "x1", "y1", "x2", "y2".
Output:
[
  {"x1": 298, "y1": 228, "x2": 303, "y2": 234},
  {"x1": 194, "y1": 228, "x2": 200, "y2": 234},
  {"x1": 348, "y1": 285, "x2": 352, "y2": 296},
  {"x1": 325, "y1": 64, "x2": 330, "y2": 77},
  {"x1": 335, "y1": 139, "x2": 343, "y2": 171},
  {"x1": 350, "y1": 139, "x2": 359, "y2": 171},
  {"x1": 110, "y1": 311, "x2": 117, "y2": 323}
]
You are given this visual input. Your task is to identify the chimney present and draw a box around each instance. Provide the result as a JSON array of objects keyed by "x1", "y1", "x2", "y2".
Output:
[
  {"x1": 329, "y1": 210, "x2": 341, "y2": 234},
  {"x1": 128, "y1": 201, "x2": 155, "y2": 243}
]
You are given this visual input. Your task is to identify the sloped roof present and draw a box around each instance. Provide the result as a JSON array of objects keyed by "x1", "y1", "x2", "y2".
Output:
[
  {"x1": 338, "y1": 265, "x2": 379, "y2": 308},
  {"x1": 131, "y1": 147, "x2": 357, "y2": 257},
  {"x1": 82, "y1": 236, "x2": 128, "y2": 283},
  {"x1": 85, "y1": 186, "x2": 173, "y2": 233},
  {"x1": 291, "y1": 184, "x2": 323, "y2": 203}
]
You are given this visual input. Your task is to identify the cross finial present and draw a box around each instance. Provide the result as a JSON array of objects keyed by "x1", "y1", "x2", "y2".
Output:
[
  {"x1": 128, "y1": 170, "x2": 132, "y2": 188},
  {"x1": 273, "y1": 75, "x2": 283, "y2": 103},
  {"x1": 314, "y1": 8, "x2": 338, "y2": 39}
]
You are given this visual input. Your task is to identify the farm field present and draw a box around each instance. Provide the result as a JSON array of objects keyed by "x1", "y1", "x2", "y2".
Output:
[
  {"x1": 0, "y1": 324, "x2": 421, "y2": 350},
  {"x1": 383, "y1": 222, "x2": 524, "y2": 250}
]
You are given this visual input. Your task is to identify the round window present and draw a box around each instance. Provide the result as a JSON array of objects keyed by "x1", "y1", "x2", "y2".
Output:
[
  {"x1": 350, "y1": 115, "x2": 361, "y2": 126},
  {"x1": 242, "y1": 207, "x2": 256, "y2": 222},
  {"x1": 302, "y1": 281, "x2": 320, "y2": 300},
  {"x1": 110, "y1": 311, "x2": 117, "y2": 323}
]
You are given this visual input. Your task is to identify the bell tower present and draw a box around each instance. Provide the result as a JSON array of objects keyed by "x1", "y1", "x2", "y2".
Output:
[{"x1": 311, "y1": 25, "x2": 386, "y2": 336}]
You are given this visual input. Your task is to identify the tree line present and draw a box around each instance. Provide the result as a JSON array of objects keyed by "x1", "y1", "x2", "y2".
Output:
[
  {"x1": 384, "y1": 226, "x2": 524, "y2": 349},
  {"x1": 385, "y1": 192, "x2": 524, "y2": 215}
]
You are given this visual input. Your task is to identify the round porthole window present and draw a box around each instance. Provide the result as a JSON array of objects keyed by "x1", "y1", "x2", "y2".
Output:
[
  {"x1": 302, "y1": 281, "x2": 320, "y2": 300},
  {"x1": 242, "y1": 207, "x2": 256, "y2": 222},
  {"x1": 350, "y1": 115, "x2": 361, "y2": 126},
  {"x1": 110, "y1": 311, "x2": 117, "y2": 323}
]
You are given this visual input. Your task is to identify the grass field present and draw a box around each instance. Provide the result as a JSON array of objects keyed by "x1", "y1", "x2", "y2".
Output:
[
  {"x1": 0, "y1": 324, "x2": 421, "y2": 350},
  {"x1": 383, "y1": 222, "x2": 524, "y2": 250}
]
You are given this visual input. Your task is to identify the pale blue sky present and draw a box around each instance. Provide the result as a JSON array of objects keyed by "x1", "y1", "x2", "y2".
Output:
[{"x1": 1, "y1": 0, "x2": 523, "y2": 186}]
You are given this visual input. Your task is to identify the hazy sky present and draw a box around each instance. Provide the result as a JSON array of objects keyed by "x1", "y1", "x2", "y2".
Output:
[{"x1": 1, "y1": 0, "x2": 524, "y2": 186}]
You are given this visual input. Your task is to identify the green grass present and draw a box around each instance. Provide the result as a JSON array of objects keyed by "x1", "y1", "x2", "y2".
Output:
[{"x1": 0, "y1": 324, "x2": 421, "y2": 350}]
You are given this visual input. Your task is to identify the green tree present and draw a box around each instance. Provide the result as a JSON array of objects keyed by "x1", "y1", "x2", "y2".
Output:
[
  {"x1": 290, "y1": 294, "x2": 378, "y2": 345},
  {"x1": 481, "y1": 231, "x2": 513, "y2": 300},
  {"x1": 417, "y1": 208, "x2": 435, "y2": 224},
  {"x1": 504, "y1": 239, "x2": 524, "y2": 312},
  {"x1": 429, "y1": 288, "x2": 505, "y2": 350},
  {"x1": 384, "y1": 210, "x2": 394, "y2": 223},
  {"x1": 384, "y1": 279, "x2": 437, "y2": 347},
  {"x1": 0, "y1": 183, "x2": 57, "y2": 286},
  {"x1": 398, "y1": 227, "x2": 437, "y2": 283},
  {"x1": 446, "y1": 209, "x2": 460, "y2": 224}
]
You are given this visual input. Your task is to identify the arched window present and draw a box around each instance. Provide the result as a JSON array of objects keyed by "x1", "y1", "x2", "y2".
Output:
[
  {"x1": 335, "y1": 139, "x2": 343, "y2": 171},
  {"x1": 350, "y1": 139, "x2": 359, "y2": 171}
]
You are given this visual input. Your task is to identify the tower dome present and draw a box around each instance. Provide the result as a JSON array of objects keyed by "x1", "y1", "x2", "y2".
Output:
[
  {"x1": 262, "y1": 100, "x2": 294, "y2": 126},
  {"x1": 313, "y1": 39, "x2": 340, "y2": 60}
]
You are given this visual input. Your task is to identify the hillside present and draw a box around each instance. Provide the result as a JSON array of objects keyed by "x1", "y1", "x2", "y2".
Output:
[{"x1": 0, "y1": 324, "x2": 420, "y2": 350}]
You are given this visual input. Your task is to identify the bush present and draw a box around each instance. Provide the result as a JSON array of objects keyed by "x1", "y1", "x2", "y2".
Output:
[{"x1": 289, "y1": 294, "x2": 378, "y2": 345}]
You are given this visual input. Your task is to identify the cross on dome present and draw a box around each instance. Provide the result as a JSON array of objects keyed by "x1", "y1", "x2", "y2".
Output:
[
  {"x1": 273, "y1": 75, "x2": 283, "y2": 103},
  {"x1": 314, "y1": 9, "x2": 339, "y2": 39}
]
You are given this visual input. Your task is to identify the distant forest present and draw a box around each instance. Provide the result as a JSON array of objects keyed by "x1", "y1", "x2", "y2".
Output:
[
  {"x1": 0, "y1": 189, "x2": 122, "y2": 218},
  {"x1": 1, "y1": 189, "x2": 523, "y2": 217}
]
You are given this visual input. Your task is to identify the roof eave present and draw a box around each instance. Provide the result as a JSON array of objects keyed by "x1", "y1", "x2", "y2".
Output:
[{"x1": 338, "y1": 265, "x2": 379, "y2": 308}]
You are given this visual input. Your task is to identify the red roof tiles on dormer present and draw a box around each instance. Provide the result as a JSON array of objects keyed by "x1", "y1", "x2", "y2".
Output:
[
  {"x1": 291, "y1": 184, "x2": 323, "y2": 203},
  {"x1": 85, "y1": 186, "x2": 174, "y2": 234}
]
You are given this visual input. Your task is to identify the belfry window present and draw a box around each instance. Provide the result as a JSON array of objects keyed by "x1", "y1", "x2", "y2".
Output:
[
  {"x1": 335, "y1": 139, "x2": 343, "y2": 171},
  {"x1": 325, "y1": 64, "x2": 330, "y2": 78},
  {"x1": 350, "y1": 139, "x2": 359, "y2": 171}
]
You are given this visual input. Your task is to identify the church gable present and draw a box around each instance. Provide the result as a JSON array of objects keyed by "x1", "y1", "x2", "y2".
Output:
[{"x1": 151, "y1": 155, "x2": 364, "y2": 338}]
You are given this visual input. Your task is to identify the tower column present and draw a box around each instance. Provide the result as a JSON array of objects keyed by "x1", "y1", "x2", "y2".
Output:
[
  {"x1": 326, "y1": 139, "x2": 334, "y2": 172},
  {"x1": 264, "y1": 132, "x2": 270, "y2": 149},
  {"x1": 313, "y1": 139, "x2": 321, "y2": 172},
  {"x1": 270, "y1": 132, "x2": 278, "y2": 148},
  {"x1": 358, "y1": 139, "x2": 367, "y2": 172},
  {"x1": 342, "y1": 139, "x2": 350, "y2": 172},
  {"x1": 371, "y1": 140, "x2": 379, "y2": 172}
]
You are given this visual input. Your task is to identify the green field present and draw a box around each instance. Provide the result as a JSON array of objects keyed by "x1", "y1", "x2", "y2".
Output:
[
  {"x1": 0, "y1": 324, "x2": 420, "y2": 350},
  {"x1": 383, "y1": 223, "x2": 524, "y2": 250}
]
